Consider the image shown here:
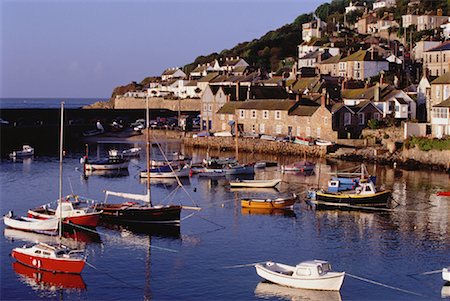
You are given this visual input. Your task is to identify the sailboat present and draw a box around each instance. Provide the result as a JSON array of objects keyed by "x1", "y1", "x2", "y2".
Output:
[
  {"x1": 11, "y1": 103, "x2": 87, "y2": 274},
  {"x1": 97, "y1": 98, "x2": 187, "y2": 225}
]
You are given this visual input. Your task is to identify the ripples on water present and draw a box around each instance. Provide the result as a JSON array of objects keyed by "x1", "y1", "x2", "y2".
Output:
[{"x1": 1, "y1": 142, "x2": 449, "y2": 300}]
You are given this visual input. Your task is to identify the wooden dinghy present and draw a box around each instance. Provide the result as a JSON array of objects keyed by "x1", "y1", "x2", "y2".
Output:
[
  {"x1": 241, "y1": 193, "x2": 297, "y2": 209},
  {"x1": 230, "y1": 179, "x2": 281, "y2": 188}
]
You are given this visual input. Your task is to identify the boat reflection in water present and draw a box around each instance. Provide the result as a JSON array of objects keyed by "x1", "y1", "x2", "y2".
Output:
[
  {"x1": 101, "y1": 222, "x2": 181, "y2": 239},
  {"x1": 4, "y1": 227, "x2": 101, "y2": 247},
  {"x1": 254, "y1": 281, "x2": 342, "y2": 301},
  {"x1": 241, "y1": 207, "x2": 296, "y2": 217},
  {"x1": 139, "y1": 176, "x2": 191, "y2": 188},
  {"x1": 442, "y1": 284, "x2": 450, "y2": 298},
  {"x1": 13, "y1": 262, "x2": 86, "y2": 291}
]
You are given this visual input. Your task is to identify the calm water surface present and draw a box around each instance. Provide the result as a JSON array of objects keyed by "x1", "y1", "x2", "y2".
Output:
[{"x1": 1, "y1": 142, "x2": 449, "y2": 300}]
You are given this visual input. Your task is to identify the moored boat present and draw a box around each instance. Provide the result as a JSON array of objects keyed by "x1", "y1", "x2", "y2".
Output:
[
  {"x1": 121, "y1": 147, "x2": 142, "y2": 157},
  {"x1": 82, "y1": 149, "x2": 129, "y2": 171},
  {"x1": 308, "y1": 179, "x2": 391, "y2": 210},
  {"x1": 437, "y1": 191, "x2": 450, "y2": 197},
  {"x1": 225, "y1": 163, "x2": 255, "y2": 175},
  {"x1": 9, "y1": 145, "x2": 34, "y2": 158},
  {"x1": 27, "y1": 195, "x2": 102, "y2": 228},
  {"x1": 241, "y1": 193, "x2": 297, "y2": 209},
  {"x1": 293, "y1": 137, "x2": 314, "y2": 146},
  {"x1": 11, "y1": 243, "x2": 86, "y2": 274},
  {"x1": 230, "y1": 178, "x2": 281, "y2": 188},
  {"x1": 139, "y1": 165, "x2": 190, "y2": 178},
  {"x1": 4, "y1": 212, "x2": 59, "y2": 233},
  {"x1": 281, "y1": 161, "x2": 315, "y2": 173},
  {"x1": 443, "y1": 267, "x2": 450, "y2": 282},
  {"x1": 255, "y1": 260, "x2": 345, "y2": 291}
]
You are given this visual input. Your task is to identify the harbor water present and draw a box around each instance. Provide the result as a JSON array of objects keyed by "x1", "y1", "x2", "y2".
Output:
[{"x1": 1, "y1": 141, "x2": 449, "y2": 300}]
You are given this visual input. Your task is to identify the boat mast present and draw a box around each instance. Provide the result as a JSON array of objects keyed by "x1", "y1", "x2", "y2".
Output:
[
  {"x1": 146, "y1": 97, "x2": 152, "y2": 206},
  {"x1": 234, "y1": 113, "x2": 239, "y2": 161},
  {"x1": 58, "y1": 102, "x2": 64, "y2": 239}
]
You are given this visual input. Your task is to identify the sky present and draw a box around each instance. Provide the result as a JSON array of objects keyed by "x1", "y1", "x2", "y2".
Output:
[{"x1": 1, "y1": 0, "x2": 326, "y2": 98}]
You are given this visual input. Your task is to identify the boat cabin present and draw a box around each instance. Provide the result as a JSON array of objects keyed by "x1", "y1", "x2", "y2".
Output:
[
  {"x1": 356, "y1": 180, "x2": 377, "y2": 195},
  {"x1": 295, "y1": 260, "x2": 332, "y2": 277}
]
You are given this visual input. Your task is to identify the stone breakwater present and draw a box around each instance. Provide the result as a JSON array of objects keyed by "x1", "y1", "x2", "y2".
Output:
[{"x1": 182, "y1": 137, "x2": 328, "y2": 157}]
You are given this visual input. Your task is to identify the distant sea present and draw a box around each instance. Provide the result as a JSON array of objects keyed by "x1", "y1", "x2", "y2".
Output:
[{"x1": 0, "y1": 98, "x2": 108, "y2": 109}]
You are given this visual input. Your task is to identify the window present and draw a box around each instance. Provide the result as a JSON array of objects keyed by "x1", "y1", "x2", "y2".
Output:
[
  {"x1": 306, "y1": 127, "x2": 311, "y2": 137},
  {"x1": 220, "y1": 114, "x2": 225, "y2": 120},
  {"x1": 263, "y1": 110, "x2": 269, "y2": 119},
  {"x1": 252, "y1": 124, "x2": 256, "y2": 132},
  {"x1": 239, "y1": 110, "x2": 245, "y2": 118},
  {"x1": 208, "y1": 104, "x2": 212, "y2": 112},
  {"x1": 437, "y1": 54, "x2": 439, "y2": 63},
  {"x1": 395, "y1": 105, "x2": 399, "y2": 112},
  {"x1": 275, "y1": 111, "x2": 281, "y2": 120},
  {"x1": 221, "y1": 123, "x2": 226, "y2": 130},
  {"x1": 251, "y1": 110, "x2": 256, "y2": 119},
  {"x1": 344, "y1": 112, "x2": 351, "y2": 125},
  {"x1": 317, "y1": 127, "x2": 321, "y2": 138},
  {"x1": 228, "y1": 115, "x2": 233, "y2": 121},
  {"x1": 296, "y1": 126, "x2": 300, "y2": 136},
  {"x1": 324, "y1": 117, "x2": 328, "y2": 125},
  {"x1": 374, "y1": 112, "x2": 380, "y2": 120},
  {"x1": 259, "y1": 123, "x2": 265, "y2": 133},
  {"x1": 358, "y1": 113, "x2": 365, "y2": 125},
  {"x1": 436, "y1": 86, "x2": 441, "y2": 99},
  {"x1": 276, "y1": 125, "x2": 282, "y2": 134},
  {"x1": 203, "y1": 104, "x2": 208, "y2": 112},
  {"x1": 402, "y1": 106, "x2": 407, "y2": 113}
]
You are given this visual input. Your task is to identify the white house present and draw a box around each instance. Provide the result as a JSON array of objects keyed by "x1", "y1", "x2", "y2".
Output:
[
  {"x1": 417, "y1": 15, "x2": 449, "y2": 31},
  {"x1": 302, "y1": 18, "x2": 327, "y2": 42},
  {"x1": 417, "y1": 75, "x2": 431, "y2": 121},
  {"x1": 386, "y1": 54, "x2": 402, "y2": 64},
  {"x1": 373, "y1": 87, "x2": 416, "y2": 119},
  {"x1": 161, "y1": 68, "x2": 186, "y2": 81},
  {"x1": 431, "y1": 98, "x2": 450, "y2": 138},
  {"x1": 345, "y1": 1, "x2": 365, "y2": 14},
  {"x1": 402, "y1": 15, "x2": 419, "y2": 28},
  {"x1": 441, "y1": 17, "x2": 450, "y2": 40},
  {"x1": 412, "y1": 40, "x2": 441, "y2": 62},
  {"x1": 339, "y1": 49, "x2": 389, "y2": 80},
  {"x1": 219, "y1": 57, "x2": 249, "y2": 73},
  {"x1": 373, "y1": 0, "x2": 396, "y2": 10}
]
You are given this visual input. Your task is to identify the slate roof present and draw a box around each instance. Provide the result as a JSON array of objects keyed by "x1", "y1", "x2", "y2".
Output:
[
  {"x1": 191, "y1": 65, "x2": 208, "y2": 73},
  {"x1": 341, "y1": 84, "x2": 390, "y2": 100},
  {"x1": 426, "y1": 41, "x2": 450, "y2": 52},
  {"x1": 319, "y1": 54, "x2": 341, "y2": 64},
  {"x1": 290, "y1": 77, "x2": 322, "y2": 93},
  {"x1": 395, "y1": 97, "x2": 408, "y2": 105},
  {"x1": 162, "y1": 68, "x2": 181, "y2": 76},
  {"x1": 289, "y1": 105, "x2": 320, "y2": 116},
  {"x1": 434, "y1": 97, "x2": 450, "y2": 107},
  {"x1": 233, "y1": 65, "x2": 248, "y2": 73},
  {"x1": 340, "y1": 50, "x2": 384, "y2": 62},
  {"x1": 216, "y1": 102, "x2": 244, "y2": 114},
  {"x1": 185, "y1": 81, "x2": 198, "y2": 87},
  {"x1": 238, "y1": 99, "x2": 296, "y2": 111},
  {"x1": 198, "y1": 73, "x2": 220, "y2": 82},
  {"x1": 431, "y1": 71, "x2": 450, "y2": 84},
  {"x1": 210, "y1": 75, "x2": 231, "y2": 83}
]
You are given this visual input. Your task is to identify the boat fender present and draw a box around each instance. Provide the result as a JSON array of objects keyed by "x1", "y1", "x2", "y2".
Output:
[{"x1": 266, "y1": 261, "x2": 274, "y2": 267}]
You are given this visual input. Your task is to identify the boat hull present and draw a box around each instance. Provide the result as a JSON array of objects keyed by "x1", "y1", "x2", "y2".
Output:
[
  {"x1": 140, "y1": 168, "x2": 190, "y2": 178},
  {"x1": 27, "y1": 210, "x2": 102, "y2": 228},
  {"x1": 11, "y1": 249, "x2": 85, "y2": 274},
  {"x1": 4, "y1": 216, "x2": 58, "y2": 232},
  {"x1": 443, "y1": 268, "x2": 450, "y2": 282},
  {"x1": 241, "y1": 198, "x2": 296, "y2": 209},
  {"x1": 225, "y1": 165, "x2": 255, "y2": 175},
  {"x1": 313, "y1": 190, "x2": 391, "y2": 209},
  {"x1": 230, "y1": 179, "x2": 281, "y2": 188},
  {"x1": 98, "y1": 204, "x2": 182, "y2": 225},
  {"x1": 255, "y1": 264, "x2": 345, "y2": 291},
  {"x1": 84, "y1": 161, "x2": 129, "y2": 171}
]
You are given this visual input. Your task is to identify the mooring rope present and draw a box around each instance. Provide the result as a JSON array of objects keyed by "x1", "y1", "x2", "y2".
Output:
[
  {"x1": 85, "y1": 261, "x2": 143, "y2": 290},
  {"x1": 346, "y1": 273, "x2": 423, "y2": 297},
  {"x1": 221, "y1": 261, "x2": 265, "y2": 269},
  {"x1": 408, "y1": 269, "x2": 443, "y2": 276}
]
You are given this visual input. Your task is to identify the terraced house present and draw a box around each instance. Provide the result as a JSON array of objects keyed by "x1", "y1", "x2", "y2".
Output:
[{"x1": 338, "y1": 49, "x2": 389, "y2": 80}]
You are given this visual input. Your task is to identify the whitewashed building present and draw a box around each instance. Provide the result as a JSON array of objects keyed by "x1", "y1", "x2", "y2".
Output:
[
  {"x1": 431, "y1": 98, "x2": 450, "y2": 138},
  {"x1": 302, "y1": 18, "x2": 327, "y2": 42},
  {"x1": 373, "y1": 0, "x2": 396, "y2": 10}
]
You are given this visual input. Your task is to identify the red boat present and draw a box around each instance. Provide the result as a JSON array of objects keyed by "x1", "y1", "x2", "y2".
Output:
[
  {"x1": 12, "y1": 242, "x2": 86, "y2": 274},
  {"x1": 437, "y1": 191, "x2": 450, "y2": 196},
  {"x1": 13, "y1": 262, "x2": 86, "y2": 290},
  {"x1": 27, "y1": 195, "x2": 102, "y2": 228}
]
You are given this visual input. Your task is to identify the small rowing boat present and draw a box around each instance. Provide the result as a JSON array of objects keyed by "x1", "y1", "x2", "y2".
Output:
[
  {"x1": 9, "y1": 145, "x2": 34, "y2": 158},
  {"x1": 443, "y1": 267, "x2": 450, "y2": 282},
  {"x1": 437, "y1": 191, "x2": 450, "y2": 197},
  {"x1": 241, "y1": 193, "x2": 296, "y2": 209},
  {"x1": 230, "y1": 179, "x2": 281, "y2": 188},
  {"x1": 281, "y1": 161, "x2": 315, "y2": 173}
]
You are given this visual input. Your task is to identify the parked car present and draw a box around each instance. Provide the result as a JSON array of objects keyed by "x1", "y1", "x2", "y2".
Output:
[{"x1": 193, "y1": 131, "x2": 211, "y2": 138}]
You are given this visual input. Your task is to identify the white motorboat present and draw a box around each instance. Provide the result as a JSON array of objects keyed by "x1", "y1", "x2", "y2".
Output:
[
  {"x1": 443, "y1": 267, "x2": 450, "y2": 282},
  {"x1": 4, "y1": 212, "x2": 59, "y2": 233},
  {"x1": 121, "y1": 147, "x2": 141, "y2": 157},
  {"x1": 82, "y1": 149, "x2": 129, "y2": 171},
  {"x1": 255, "y1": 260, "x2": 345, "y2": 291},
  {"x1": 140, "y1": 165, "x2": 190, "y2": 179},
  {"x1": 315, "y1": 139, "x2": 333, "y2": 146},
  {"x1": 230, "y1": 179, "x2": 281, "y2": 188},
  {"x1": 9, "y1": 145, "x2": 34, "y2": 158}
]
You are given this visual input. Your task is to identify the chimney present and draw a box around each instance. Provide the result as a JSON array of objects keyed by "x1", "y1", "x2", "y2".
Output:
[
  {"x1": 320, "y1": 88, "x2": 326, "y2": 107},
  {"x1": 296, "y1": 94, "x2": 300, "y2": 102},
  {"x1": 236, "y1": 82, "x2": 240, "y2": 100},
  {"x1": 374, "y1": 82, "x2": 380, "y2": 102},
  {"x1": 380, "y1": 72, "x2": 384, "y2": 85}
]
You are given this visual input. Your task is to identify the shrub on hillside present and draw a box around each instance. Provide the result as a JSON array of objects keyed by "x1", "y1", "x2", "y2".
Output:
[{"x1": 405, "y1": 137, "x2": 450, "y2": 151}]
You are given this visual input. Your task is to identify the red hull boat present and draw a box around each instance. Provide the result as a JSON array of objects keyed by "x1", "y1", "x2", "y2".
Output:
[
  {"x1": 12, "y1": 243, "x2": 86, "y2": 274},
  {"x1": 437, "y1": 192, "x2": 450, "y2": 197}
]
